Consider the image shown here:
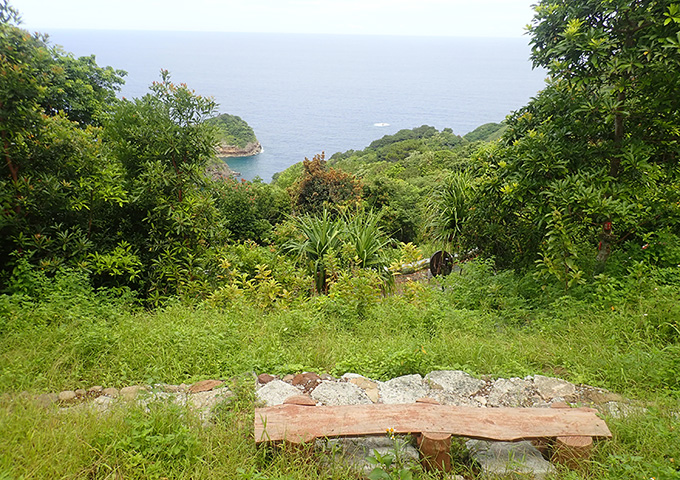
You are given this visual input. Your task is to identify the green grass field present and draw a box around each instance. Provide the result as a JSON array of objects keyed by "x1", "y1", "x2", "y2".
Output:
[{"x1": 1, "y1": 260, "x2": 678, "y2": 479}]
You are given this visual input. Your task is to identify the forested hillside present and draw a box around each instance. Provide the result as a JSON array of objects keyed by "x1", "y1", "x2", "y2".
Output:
[
  {"x1": 2, "y1": 1, "x2": 680, "y2": 478},
  {"x1": 206, "y1": 113, "x2": 259, "y2": 149}
]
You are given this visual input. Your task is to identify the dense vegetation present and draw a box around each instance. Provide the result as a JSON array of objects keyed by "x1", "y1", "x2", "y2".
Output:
[
  {"x1": 2, "y1": 0, "x2": 680, "y2": 478},
  {"x1": 206, "y1": 113, "x2": 259, "y2": 148}
]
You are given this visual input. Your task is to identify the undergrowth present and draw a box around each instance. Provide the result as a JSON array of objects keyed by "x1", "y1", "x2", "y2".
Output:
[{"x1": 0, "y1": 259, "x2": 679, "y2": 478}]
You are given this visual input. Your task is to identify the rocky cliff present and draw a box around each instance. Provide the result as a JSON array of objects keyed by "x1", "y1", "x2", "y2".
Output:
[
  {"x1": 205, "y1": 158, "x2": 239, "y2": 180},
  {"x1": 215, "y1": 141, "x2": 262, "y2": 158}
]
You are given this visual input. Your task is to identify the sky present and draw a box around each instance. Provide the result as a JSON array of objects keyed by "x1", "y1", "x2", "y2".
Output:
[{"x1": 11, "y1": 0, "x2": 537, "y2": 38}]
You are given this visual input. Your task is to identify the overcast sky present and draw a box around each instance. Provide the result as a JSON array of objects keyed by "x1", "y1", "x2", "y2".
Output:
[{"x1": 11, "y1": 0, "x2": 537, "y2": 37}]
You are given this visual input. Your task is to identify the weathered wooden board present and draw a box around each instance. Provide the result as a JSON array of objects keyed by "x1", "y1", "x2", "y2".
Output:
[{"x1": 254, "y1": 404, "x2": 612, "y2": 444}]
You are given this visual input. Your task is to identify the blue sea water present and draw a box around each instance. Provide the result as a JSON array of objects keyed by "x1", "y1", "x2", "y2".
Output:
[{"x1": 46, "y1": 30, "x2": 546, "y2": 181}]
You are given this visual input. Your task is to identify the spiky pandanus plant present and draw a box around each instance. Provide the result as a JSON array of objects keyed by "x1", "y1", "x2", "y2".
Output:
[
  {"x1": 283, "y1": 209, "x2": 343, "y2": 294},
  {"x1": 427, "y1": 171, "x2": 473, "y2": 252},
  {"x1": 342, "y1": 209, "x2": 393, "y2": 279},
  {"x1": 284, "y1": 208, "x2": 394, "y2": 294}
]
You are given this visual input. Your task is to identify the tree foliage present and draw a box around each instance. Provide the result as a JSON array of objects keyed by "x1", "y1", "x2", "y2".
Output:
[
  {"x1": 291, "y1": 153, "x2": 362, "y2": 215},
  {"x1": 283, "y1": 208, "x2": 391, "y2": 294},
  {"x1": 460, "y1": 0, "x2": 680, "y2": 283},
  {"x1": 0, "y1": 10, "x2": 291, "y2": 300},
  {"x1": 0, "y1": 13, "x2": 127, "y2": 279},
  {"x1": 206, "y1": 113, "x2": 258, "y2": 148}
]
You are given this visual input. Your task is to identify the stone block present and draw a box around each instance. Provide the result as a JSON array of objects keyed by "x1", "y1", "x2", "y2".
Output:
[
  {"x1": 58, "y1": 390, "x2": 77, "y2": 404},
  {"x1": 379, "y1": 374, "x2": 430, "y2": 404},
  {"x1": 487, "y1": 378, "x2": 532, "y2": 407},
  {"x1": 425, "y1": 370, "x2": 486, "y2": 397},
  {"x1": 466, "y1": 440, "x2": 555, "y2": 480},
  {"x1": 311, "y1": 381, "x2": 372, "y2": 406},
  {"x1": 532, "y1": 375, "x2": 576, "y2": 402},
  {"x1": 256, "y1": 379, "x2": 300, "y2": 406},
  {"x1": 102, "y1": 387, "x2": 119, "y2": 398}
]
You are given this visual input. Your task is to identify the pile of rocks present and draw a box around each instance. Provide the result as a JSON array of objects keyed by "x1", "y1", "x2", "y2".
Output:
[
  {"x1": 255, "y1": 370, "x2": 626, "y2": 412},
  {"x1": 35, "y1": 379, "x2": 231, "y2": 424},
  {"x1": 33, "y1": 371, "x2": 631, "y2": 479},
  {"x1": 255, "y1": 371, "x2": 629, "y2": 479}
]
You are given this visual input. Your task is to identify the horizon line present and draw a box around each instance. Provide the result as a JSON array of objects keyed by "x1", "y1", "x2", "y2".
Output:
[{"x1": 25, "y1": 26, "x2": 530, "y2": 40}]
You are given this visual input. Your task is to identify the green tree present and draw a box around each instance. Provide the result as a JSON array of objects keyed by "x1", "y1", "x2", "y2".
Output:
[
  {"x1": 206, "y1": 113, "x2": 258, "y2": 148},
  {"x1": 0, "y1": 7, "x2": 127, "y2": 281},
  {"x1": 213, "y1": 177, "x2": 290, "y2": 243},
  {"x1": 104, "y1": 71, "x2": 226, "y2": 299},
  {"x1": 427, "y1": 170, "x2": 473, "y2": 252},
  {"x1": 529, "y1": 0, "x2": 680, "y2": 178},
  {"x1": 283, "y1": 208, "x2": 392, "y2": 294},
  {"x1": 42, "y1": 49, "x2": 126, "y2": 126},
  {"x1": 283, "y1": 209, "x2": 343, "y2": 294},
  {"x1": 462, "y1": 0, "x2": 680, "y2": 282}
]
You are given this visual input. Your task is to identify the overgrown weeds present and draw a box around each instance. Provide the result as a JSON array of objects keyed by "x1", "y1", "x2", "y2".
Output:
[{"x1": 0, "y1": 257, "x2": 678, "y2": 478}]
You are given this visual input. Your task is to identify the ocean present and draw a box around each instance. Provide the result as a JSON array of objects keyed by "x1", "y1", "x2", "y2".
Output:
[{"x1": 45, "y1": 30, "x2": 546, "y2": 181}]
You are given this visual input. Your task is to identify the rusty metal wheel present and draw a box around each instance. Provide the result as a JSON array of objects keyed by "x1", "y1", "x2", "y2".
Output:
[{"x1": 430, "y1": 250, "x2": 454, "y2": 277}]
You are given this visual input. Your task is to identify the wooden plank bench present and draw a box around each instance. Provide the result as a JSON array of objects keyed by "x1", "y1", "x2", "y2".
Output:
[{"x1": 254, "y1": 398, "x2": 612, "y2": 472}]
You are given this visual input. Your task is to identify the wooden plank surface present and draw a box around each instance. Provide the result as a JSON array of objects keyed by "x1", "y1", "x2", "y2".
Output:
[{"x1": 254, "y1": 404, "x2": 612, "y2": 443}]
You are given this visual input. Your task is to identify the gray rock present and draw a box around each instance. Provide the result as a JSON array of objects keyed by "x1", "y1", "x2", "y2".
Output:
[
  {"x1": 378, "y1": 374, "x2": 430, "y2": 404},
  {"x1": 425, "y1": 370, "x2": 486, "y2": 397},
  {"x1": 156, "y1": 383, "x2": 185, "y2": 393},
  {"x1": 88, "y1": 386, "x2": 104, "y2": 394},
  {"x1": 532, "y1": 375, "x2": 576, "y2": 402},
  {"x1": 58, "y1": 390, "x2": 77, "y2": 404},
  {"x1": 320, "y1": 436, "x2": 419, "y2": 477},
  {"x1": 346, "y1": 376, "x2": 380, "y2": 403},
  {"x1": 189, "y1": 389, "x2": 232, "y2": 423},
  {"x1": 35, "y1": 393, "x2": 58, "y2": 408},
  {"x1": 102, "y1": 387, "x2": 119, "y2": 398},
  {"x1": 600, "y1": 401, "x2": 647, "y2": 419},
  {"x1": 140, "y1": 391, "x2": 187, "y2": 409},
  {"x1": 92, "y1": 395, "x2": 114, "y2": 413},
  {"x1": 256, "y1": 379, "x2": 300, "y2": 406},
  {"x1": 487, "y1": 378, "x2": 532, "y2": 407},
  {"x1": 312, "y1": 381, "x2": 372, "y2": 406},
  {"x1": 75, "y1": 389, "x2": 87, "y2": 397},
  {"x1": 120, "y1": 385, "x2": 148, "y2": 400},
  {"x1": 433, "y1": 391, "x2": 484, "y2": 407},
  {"x1": 466, "y1": 440, "x2": 554, "y2": 479},
  {"x1": 577, "y1": 385, "x2": 624, "y2": 405}
]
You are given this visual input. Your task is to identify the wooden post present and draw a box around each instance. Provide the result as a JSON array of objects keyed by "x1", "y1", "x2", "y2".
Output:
[
  {"x1": 417, "y1": 432, "x2": 452, "y2": 472},
  {"x1": 415, "y1": 398, "x2": 452, "y2": 472},
  {"x1": 553, "y1": 436, "x2": 593, "y2": 469},
  {"x1": 550, "y1": 402, "x2": 594, "y2": 469}
]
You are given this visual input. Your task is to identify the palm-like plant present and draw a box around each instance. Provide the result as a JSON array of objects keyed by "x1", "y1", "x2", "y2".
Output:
[
  {"x1": 427, "y1": 171, "x2": 472, "y2": 251},
  {"x1": 343, "y1": 209, "x2": 392, "y2": 274},
  {"x1": 283, "y1": 209, "x2": 343, "y2": 294},
  {"x1": 284, "y1": 208, "x2": 394, "y2": 294}
]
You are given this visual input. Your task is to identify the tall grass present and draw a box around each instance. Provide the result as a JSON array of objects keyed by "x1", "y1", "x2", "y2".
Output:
[
  {"x1": 1, "y1": 259, "x2": 678, "y2": 396},
  {"x1": 1, "y1": 259, "x2": 679, "y2": 478}
]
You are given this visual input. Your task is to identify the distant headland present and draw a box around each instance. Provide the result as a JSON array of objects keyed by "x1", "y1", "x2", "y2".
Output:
[
  {"x1": 207, "y1": 113, "x2": 262, "y2": 158},
  {"x1": 215, "y1": 140, "x2": 262, "y2": 158}
]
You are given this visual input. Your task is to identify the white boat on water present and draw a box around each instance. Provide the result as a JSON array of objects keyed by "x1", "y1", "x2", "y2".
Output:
[{"x1": 374, "y1": 122, "x2": 390, "y2": 127}]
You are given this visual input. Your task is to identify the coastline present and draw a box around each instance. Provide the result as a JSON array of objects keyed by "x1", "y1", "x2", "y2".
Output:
[{"x1": 215, "y1": 141, "x2": 263, "y2": 158}]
